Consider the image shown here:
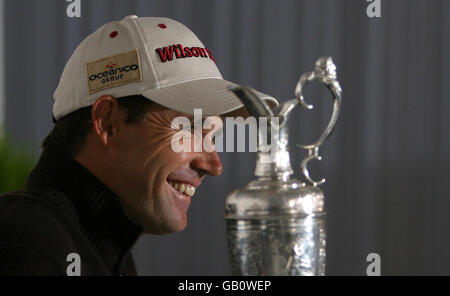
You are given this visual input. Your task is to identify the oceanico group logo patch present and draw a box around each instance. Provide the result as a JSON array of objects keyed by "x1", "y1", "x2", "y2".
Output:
[{"x1": 86, "y1": 49, "x2": 142, "y2": 94}]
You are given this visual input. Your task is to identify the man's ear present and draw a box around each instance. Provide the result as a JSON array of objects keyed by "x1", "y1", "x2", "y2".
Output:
[{"x1": 91, "y1": 95, "x2": 122, "y2": 146}]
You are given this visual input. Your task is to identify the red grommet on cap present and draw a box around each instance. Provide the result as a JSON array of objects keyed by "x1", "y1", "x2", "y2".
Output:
[
  {"x1": 109, "y1": 31, "x2": 118, "y2": 38},
  {"x1": 158, "y1": 24, "x2": 167, "y2": 29}
]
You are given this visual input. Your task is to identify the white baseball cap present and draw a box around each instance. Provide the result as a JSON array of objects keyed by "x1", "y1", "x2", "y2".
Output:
[{"x1": 53, "y1": 15, "x2": 277, "y2": 121}]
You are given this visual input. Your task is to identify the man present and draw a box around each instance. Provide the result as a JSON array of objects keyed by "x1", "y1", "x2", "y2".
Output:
[{"x1": 0, "y1": 16, "x2": 276, "y2": 275}]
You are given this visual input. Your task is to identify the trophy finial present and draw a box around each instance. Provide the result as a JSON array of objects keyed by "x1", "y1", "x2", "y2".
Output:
[{"x1": 315, "y1": 56, "x2": 337, "y2": 81}]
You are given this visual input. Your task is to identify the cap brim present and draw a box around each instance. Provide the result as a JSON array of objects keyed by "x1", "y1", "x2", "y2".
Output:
[{"x1": 141, "y1": 78, "x2": 278, "y2": 117}]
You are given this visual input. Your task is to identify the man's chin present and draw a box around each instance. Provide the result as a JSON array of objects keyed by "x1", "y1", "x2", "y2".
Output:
[{"x1": 142, "y1": 215, "x2": 188, "y2": 235}]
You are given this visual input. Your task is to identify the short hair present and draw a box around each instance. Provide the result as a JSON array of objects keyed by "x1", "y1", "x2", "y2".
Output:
[{"x1": 42, "y1": 95, "x2": 155, "y2": 156}]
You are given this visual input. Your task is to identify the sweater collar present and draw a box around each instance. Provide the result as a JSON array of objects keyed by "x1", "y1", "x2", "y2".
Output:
[{"x1": 25, "y1": 145, "x2": 143, "y2": 272}]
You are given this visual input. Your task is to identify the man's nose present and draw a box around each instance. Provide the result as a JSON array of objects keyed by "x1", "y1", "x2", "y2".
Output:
[{"x1": 191, "y1": 151, "x2": 223, "y2": 177}]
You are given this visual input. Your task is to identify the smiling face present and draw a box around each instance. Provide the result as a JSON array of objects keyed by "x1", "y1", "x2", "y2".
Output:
[{"x1": 100, "y1": 101, "x2": 223, "y2": 234}]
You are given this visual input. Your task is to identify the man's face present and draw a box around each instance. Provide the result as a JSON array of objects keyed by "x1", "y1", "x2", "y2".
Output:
[{"x1": 108, "y1": 103, "x2": 223, "y2": 234}]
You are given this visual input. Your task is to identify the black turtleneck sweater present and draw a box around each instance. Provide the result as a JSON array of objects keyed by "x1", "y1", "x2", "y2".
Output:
[{"x1": 0, "y1": 145, "x2": 143, "y2": 275}]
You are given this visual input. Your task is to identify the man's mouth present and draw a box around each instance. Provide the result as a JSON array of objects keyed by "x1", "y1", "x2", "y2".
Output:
[{"x1": 168, "y1": 180, "x2": 196, "y2": 197}]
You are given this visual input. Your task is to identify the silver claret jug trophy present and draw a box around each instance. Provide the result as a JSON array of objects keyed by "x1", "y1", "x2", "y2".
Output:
[{"x1": 225, "y1": 57, "x2": 342, "y2": 276}]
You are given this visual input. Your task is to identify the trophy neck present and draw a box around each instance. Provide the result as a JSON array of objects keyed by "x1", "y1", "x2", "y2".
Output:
[{"x1": 254, "y1": 120, "x2": 293, "y2": 181}]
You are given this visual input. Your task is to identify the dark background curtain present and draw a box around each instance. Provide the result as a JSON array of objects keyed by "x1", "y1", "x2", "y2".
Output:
[{"x1": 4, "y1": 0, "x2": 449, "y2": 275}]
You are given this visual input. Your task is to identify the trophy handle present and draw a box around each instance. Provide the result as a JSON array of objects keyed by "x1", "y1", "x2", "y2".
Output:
[{"x1": 295, "y1": 57, "x2": 342, "y2": 186}]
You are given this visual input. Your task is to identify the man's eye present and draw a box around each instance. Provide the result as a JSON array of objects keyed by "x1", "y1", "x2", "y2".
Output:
[
  {"x1": 188, "y1": 119, "x2": 205, "y2": 133},
  {"x1": 178, "y1": 122, "x2": 194, "y2": 133},
  {"x1": 190, "y1": 122, "x2": 200, "y2": 133}
]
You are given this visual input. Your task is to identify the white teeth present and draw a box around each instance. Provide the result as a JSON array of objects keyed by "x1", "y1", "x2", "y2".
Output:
[
  {"x1": 168, "y1": 181, "x2": 196, "y2": 197},
  {"x1": 185, "y1": 186, "x2": 192, "y2": 196},
  {"x1": 187, "y1": 185, "x2": 196, "y2": 197}
]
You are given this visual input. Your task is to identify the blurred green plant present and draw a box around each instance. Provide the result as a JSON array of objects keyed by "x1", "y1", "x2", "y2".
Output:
[{"x1": 0, "y1": 129, "x2": 36, "y2": 194}]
